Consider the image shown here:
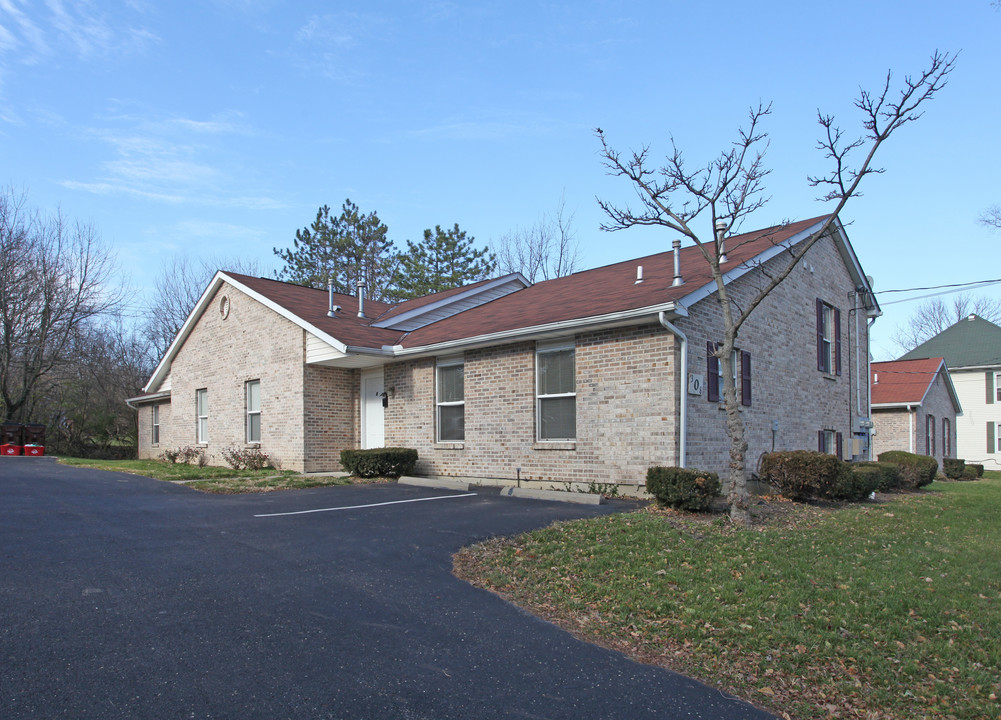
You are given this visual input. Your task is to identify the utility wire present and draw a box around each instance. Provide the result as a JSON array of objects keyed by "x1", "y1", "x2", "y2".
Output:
[{"x1": 875, "y1": 278, "x2": 1001, "y2": 295}]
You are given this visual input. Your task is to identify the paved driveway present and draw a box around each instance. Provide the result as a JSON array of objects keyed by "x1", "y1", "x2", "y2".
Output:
[{"x1": 1, "y1": 458, "x2": 774, "y2": 719}]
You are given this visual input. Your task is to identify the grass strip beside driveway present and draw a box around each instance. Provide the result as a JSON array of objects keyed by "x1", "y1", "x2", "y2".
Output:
[
  {"x1": 55, "y1": 457, "x2": 356, "y2": 493},
  {"x1": 455, "y1": 477, "x2": 1001, "y2": 720}
]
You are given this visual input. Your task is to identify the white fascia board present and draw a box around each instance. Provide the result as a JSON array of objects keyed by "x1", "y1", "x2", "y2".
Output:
[
  {"x1": 830, "y1": 216, "x2": 881, "y2": 318},
  {"x1": 125, "y1": 390, "x2": 171, "y2": 408},
  {"x1": 143, "y1": 272, "x2": 349, "y2": 393},
  {"x1": 387, "y1": 301, "x2": 688, "y2": 359},
  {"x1": 371, "y1": 273, "x2": 530, "y2": 329},
  {"x1": 872, "y1": 402, "x2": 920, "y2": 409}
]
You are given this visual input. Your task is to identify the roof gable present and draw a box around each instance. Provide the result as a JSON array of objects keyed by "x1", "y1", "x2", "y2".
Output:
[
  {"x1": 898, "y1": 314, "x2": 1001, "y2": 369},
  {"x1": 371, "y1": 273, "x2": 530, "y2": 331},
  {"x1": 871, "y1": 357, "x2": 961, "y2": 412}
]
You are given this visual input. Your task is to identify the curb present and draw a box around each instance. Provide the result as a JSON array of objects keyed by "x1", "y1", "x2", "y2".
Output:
[
  {"x1": 498, "y1": 486, "x2": 603, "y2": 505},
  {"x1": 398, "y1": 476, "x2": 471, "y2": 491}
]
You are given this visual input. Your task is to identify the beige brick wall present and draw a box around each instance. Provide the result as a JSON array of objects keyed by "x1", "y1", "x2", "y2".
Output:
[
  {"x1": 873, "y1": 372, "x2": 958, "y2": 468},
  {"x1": 138, "y1": 283, "x2": 311, "y2": 471},
  {"x1": 303, "y1": 364, "x2": 359, "y2": 473}
]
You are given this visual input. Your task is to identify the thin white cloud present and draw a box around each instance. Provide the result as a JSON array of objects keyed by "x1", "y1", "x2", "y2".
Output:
[{"x1": 287, "y1": 11, "x2": 390, "y2": 82}]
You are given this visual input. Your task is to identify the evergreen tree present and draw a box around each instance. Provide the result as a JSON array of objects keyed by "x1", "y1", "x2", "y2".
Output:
[
  {"x1": 389, "y1": 224, "x2": 496, "y2": 300},
  {"x1": 274, "y1": 199, "x2": 396, "y2": 301}
]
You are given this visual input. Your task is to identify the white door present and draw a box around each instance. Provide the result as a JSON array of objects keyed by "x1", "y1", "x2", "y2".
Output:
[{"x1": 361, "y1": 368, "x2": 385, "y2": 449}]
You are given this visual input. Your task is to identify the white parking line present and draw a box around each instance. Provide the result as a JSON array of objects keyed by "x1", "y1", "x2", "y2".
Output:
[{"x1": 253, "y1": 492, "x2": 478, "y2": 518}]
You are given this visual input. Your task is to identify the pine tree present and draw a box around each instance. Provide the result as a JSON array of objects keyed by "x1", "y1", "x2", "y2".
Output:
[
  {"x1": 389, "y1": 224, "x2": 496, "y2": 300},
  {"x1": 273, "y1": 199, "x2": 396, "y2": 301}
]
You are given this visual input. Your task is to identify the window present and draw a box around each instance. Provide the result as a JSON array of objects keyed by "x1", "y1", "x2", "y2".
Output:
[
  {"x1": 196, "y1": 389, "x2": 208, "y2": 443},
  {"x1": 152, "y1": 405, "x2": 160, "y2": 445},
  {"x1": 537, "y1": 342, "x2": 575, "y2": 440},
  {"x1": 246, "y1": 380, "x2": 261, "y2": 444},
  {"x1": 942, "y1": 418, "x2": 951, "y2": 457},
  {"x1": 816, "y1": 299, "x2": 841, "y2": 375},
  {"x1": 706, "y1": 342, "x2": 751, "y2": 406},
  {"x1": 996, "y1": 373, "x2": 1001, "y2": 403},
  {"x1": 925, "y1": 414, "x2": 935, "y2": 456},
  {"x1": 436, "y1": 358, "x2": 464, "y2": 442},
  {"x1": 818, "y1": 429, "x2": 843, "y2": 458},
  {"x1": 990, "y1": 423, "x2": 999, "y2": 454}
]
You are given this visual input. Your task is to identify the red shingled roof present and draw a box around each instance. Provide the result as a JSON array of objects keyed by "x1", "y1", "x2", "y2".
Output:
[{"x1": 871, "y1": 358, "x2": 947, "y2": 405}]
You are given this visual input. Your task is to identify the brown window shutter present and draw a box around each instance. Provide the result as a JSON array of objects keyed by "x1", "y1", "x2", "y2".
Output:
[
  {"x1": 836, "y1": 431, "x2": 843, "y2": 459},
  {"x1": 818, "y1": 430, "x2": 825, "y2": 452},
  {"x1": 816, "y1": 299, "x2": 825, "y2": 371},
  {"x1": 834, "y1": 307, "x2": 842, "y2": 376},
  {"x1": 707, "y1": 341, "x2": 720, "y2": 402},
  {"x1": 741, "y1": 351, "x2": 752, "y2": 407}
]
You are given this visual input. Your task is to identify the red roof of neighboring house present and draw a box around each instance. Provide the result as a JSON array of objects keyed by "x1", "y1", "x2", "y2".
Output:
[{"x1": 871, "y1": 358, "x2": 948, "y2": 406}]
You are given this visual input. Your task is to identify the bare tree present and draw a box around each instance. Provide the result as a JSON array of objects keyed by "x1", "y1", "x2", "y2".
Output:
[
  {"x1": 0, "y1": 187, "x2": 125, "y2": 423},
  {"x1": 142, "y1": 255, "x2": 263, "y2": 361},
  {"x1": 597, "y1": 52, "x2": 955, "y2": 524},
  {"x1": 893, "y1": 293, "x2": 1001, "y2": 353},
  {"x1": 979, "y1": 205, "x2": 1001, "y2": 229},
  {"x1": 495, "y1": 194, "x2": 582, "y2": 282}
]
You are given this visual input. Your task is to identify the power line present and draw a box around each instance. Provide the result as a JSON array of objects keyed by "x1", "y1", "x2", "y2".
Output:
[{"x1": 875, "y1": 278, "x2": 1001, "y2": 295}]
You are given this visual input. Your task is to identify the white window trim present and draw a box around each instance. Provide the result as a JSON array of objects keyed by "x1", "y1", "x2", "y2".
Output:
[
  {"x1": 246, "y1": 380, "x2": 261, "y2": 444},
  {"x1": 536, "y1": 340, "x2": 576, "y2": 442},
  {"x1": 435, "y1": 356, "x2": 465, "y2": 443},
  {"x1": 196, "y1": 389, "x2": 208, "y2": 444},
  {"x1": 822, "y1": 429, "x2": 837, "y2": 455},
  {"x1": 995, "y1": 372, "x2": 1001, "y2": 403},
  {"x1": 152, "y1": 405, "x2": 160, "y2": 445},
  {"x1": 821, "y1": 304, "x2": 835, "y2": 374}
]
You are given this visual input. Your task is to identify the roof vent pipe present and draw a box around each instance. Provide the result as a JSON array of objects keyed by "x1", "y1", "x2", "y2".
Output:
[
  {"x1": 672, "y1": 238, "x2": 684, "y2": 286},
  {"x1": 357, "y1": 275, "x2": 366, "y2": 319},
  {"x1": 327, "y1": 277, "x2": 340, "y2": 317},
  {"x1": 635, "y1": 265, "x2": 644, "y2": 284},
  {"x1": 715, "y1": 219, "x2": 728, "y2": 264}
]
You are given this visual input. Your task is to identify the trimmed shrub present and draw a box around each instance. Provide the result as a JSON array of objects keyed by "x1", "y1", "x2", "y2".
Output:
[
  {"x1": 969, "y1": 463, "x2": 985, "y2": 477},
  {"x1": 877, "y1": 451, "x2": 938, "y2": 489},
  {"x1": 942, "y1": 458, "x2": 966, "y2": 480},
  {"x1": 645, "y1": 467, "x2": 721, "y2": 511},
  {"x1": 848, "y1": 465, "x2": 885, "y2": 496},
  {"x1": 852, "y1": 461, "x2": 902, "y2": 492},
  {"x1": 340, "y1": 448, "x2": 418, "y2": 478},
  {"x1": 961, "y1": 465, "x2": 980, "y2": 480},
  {"x1": 759, "y1": 451, "x2": 872, "y2": 501},
  {"x1": 221, "y1": 446, "x2": 271, "y2": 471}
]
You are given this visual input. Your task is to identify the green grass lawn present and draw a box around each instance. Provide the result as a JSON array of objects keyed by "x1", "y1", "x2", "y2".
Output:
[
  {"x1": 455, "y1": 476, "x2": 1001, "y2": 720},
  {"x1": 56, "y1": 457, "x2": 356, "y2": 493}
]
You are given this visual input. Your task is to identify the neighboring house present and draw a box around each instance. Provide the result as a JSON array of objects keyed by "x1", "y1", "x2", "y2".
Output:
[
  {"x1": 870, "y1": 358, "x2": 961, "y2": 467},
  {"x1": 898, "y1": 315, "x2": 1001, "y2": 468},
  {"x1": 128, "y1": 215, "x2": 879, "y2": 490}
]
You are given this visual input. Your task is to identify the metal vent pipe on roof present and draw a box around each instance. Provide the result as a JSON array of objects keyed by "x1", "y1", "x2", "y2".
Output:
[
  {"x1": 357, "y1": 276, "x2": 366, "y2": 318},
  {"x1": 716, "y1": 219, "x2": 728, "y2": 264},
  {"x1": 327, "y1": 277, "x2": 340, "y2": 318},
  {"x1": 672, "y1": 238, "x2": 684, "y2": 286},
  {"x1": 635, "y1": 265, "x2": 644, "y2": 284}
]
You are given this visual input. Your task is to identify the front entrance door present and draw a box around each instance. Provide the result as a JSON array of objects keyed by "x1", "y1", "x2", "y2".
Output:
[{"x1": 361, "y1": 369, "x2": 385, "y2": 449}]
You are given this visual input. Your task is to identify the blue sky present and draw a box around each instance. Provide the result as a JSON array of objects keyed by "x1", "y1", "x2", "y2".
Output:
[{"x1": 1, "y1": 0, "x2": 998, "y2": 360}]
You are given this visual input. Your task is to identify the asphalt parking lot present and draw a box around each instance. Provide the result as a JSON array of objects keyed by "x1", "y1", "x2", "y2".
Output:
[{"x1": 0, "y1": 458, "x2": 774, "y2": 719}]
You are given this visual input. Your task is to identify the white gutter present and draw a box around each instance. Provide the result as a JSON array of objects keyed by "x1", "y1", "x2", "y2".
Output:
[{"x1": 658, "y1": 311, "x2": 687, "y2": 468}]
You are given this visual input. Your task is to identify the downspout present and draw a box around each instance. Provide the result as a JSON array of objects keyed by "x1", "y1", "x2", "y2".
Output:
[
  {"x1": 867, "y1": 316, "x2": 877, "y2": 460},
  {"x1": 907, "y1": 404, "x2": 915, "y2": 453},
  {"x1": 658, "y1": 311, "x2": 687, "y2": 468}
]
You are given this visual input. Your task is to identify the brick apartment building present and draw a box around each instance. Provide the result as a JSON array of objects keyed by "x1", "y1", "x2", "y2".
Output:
[{"x1": 128, "y1": 215, "x2": 879, "y2": 490}]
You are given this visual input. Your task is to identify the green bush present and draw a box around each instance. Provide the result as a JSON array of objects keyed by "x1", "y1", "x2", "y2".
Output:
[
  {"x1": 969, "y1": 463, "x2": 985, "y2": 478},
  {"x1": 877, "y1": 451, "x2": 938, "y2": 489},
  {"x1": 645, "y1": 466, "x2": 721, "y2": 511},
  {"x1": 961, "y1": 465, "x2": 980, "y2": 480},
  {"x1": 942, "y1": 458, "x2": 966, "y2": 480},
  {"x1": 848, "y1": 465, "x2": 885, "y2": 497},
  {"x1": 759, "y1": 451, "x2": 873, "y2": 502},
  {"x1": 340, "y1": 447, "x2": 418, "y2": 478},
  {"x1": 852, "y1": 461, "x2": 902, "y2": 492}
]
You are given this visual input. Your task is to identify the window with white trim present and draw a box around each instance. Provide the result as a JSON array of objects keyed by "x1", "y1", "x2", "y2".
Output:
[
  {"x1": 819, "y1": 429, "x2": 842, "y2": 458},
  {"x1": 152, "y1": 405, "x2": 160, "y2": 445},
  {"x1": 246, "y1": 380, "x2": 261, "y2": 444},
  {"x1": 196, "y1": 389, "x2": 208, "y2": 443},
  {"x1": 816, "y1": 299, "x2": 841, "y2": 375},
  {"x1": 536, "y1": 341, "x2": 575, "y2": 441},
  {"x1": 436, "y1": 358, "x2": 464, "y2": 442},
  {"x1": 925, "y1": 414, "x2": 935, "y2": 456},
  {"x1": 942, "y1": 417, "x2": 951, "y2": 457},
  {"x1": 706, "y1": 342, "x2": 751, "y2": 406}
]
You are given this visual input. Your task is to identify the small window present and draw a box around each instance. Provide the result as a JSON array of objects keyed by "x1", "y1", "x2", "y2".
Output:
[
  {"x1": 819, "y1": 429, "x2": 842, "y2": 458},
  {"x1": 436, "y1": 358, "x2": 464, "y2": 442},
  {"x1": 196, "y1": 389, "x2": 208, "y2": 443},
  {"x1": 246, "y1": 380, "x2": 261, "y2": 444},
  {"x1": 152, "y1": 405, "x2": 160, "y2": 445},
  {"x1": 925, "y1": 414, "x2": 935, "y2": 456},
  {"x1": 942, "y1": 417, "x2": 951, "y2": 457},
  {"x1": 996, "y1": 373, "x2": 1001, "y2": 403},
  {"x1": 706, "y1": 343, "x2": 751, "y2": 406},
  {"x1": 816, "y1": 299, "x2": 841, "y2": 375},
  {"x1": 537, "y1": 342, "x2": 576, "y2": 441}
]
